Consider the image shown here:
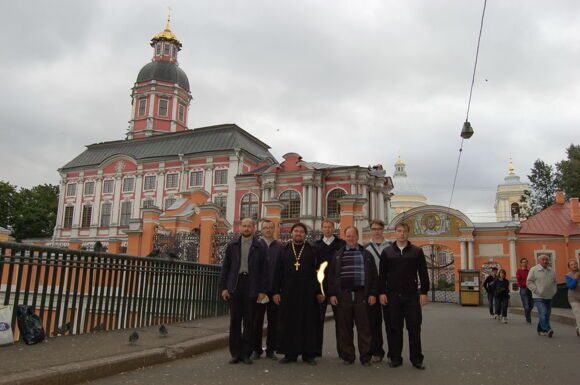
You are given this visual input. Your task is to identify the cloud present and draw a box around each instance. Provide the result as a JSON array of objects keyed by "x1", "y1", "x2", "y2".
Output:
[{"x1": 0, "y1": 0, "x2": 578, "y2": 222}]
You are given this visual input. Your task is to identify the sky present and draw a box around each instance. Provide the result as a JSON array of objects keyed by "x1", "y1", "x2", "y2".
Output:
[{"x1": 0, "y1": 0, "x2": 578, "y2": 222}]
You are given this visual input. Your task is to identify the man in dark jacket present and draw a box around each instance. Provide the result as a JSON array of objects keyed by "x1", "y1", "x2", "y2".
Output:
[
  {"x1": 313, "y1": 219, "x2": 345, "y2": 357},
  {"x1": 378, "y1": 222, "x2": 429, "y2": 370},
  {"x1": 328, "y1": 226, "x2": 378, "y2": 366},
  {"x1": 251, "y1": 219, "x2": 283, "y2": 360},
  {"x1": 483, "y1": 267, "x2": 498, "y2": 319},
  {"x1": 219, "y1": 218, "x2": 267, "y2": 364}
]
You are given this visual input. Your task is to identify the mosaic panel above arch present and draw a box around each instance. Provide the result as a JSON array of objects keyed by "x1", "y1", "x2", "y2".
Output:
[{"x1": 401, "y1": 212, "x2": 467, "y2": 237}]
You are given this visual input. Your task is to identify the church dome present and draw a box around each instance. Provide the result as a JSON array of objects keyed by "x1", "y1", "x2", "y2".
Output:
[{"x1": 136, "y1": 61, "x2": 190, "y2": 91}]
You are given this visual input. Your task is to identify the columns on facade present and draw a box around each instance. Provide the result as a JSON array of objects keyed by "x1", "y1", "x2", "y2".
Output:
[
  {"x1": 72, "y1": 177, "x2": 83, "y2": 229},
  {"x1": 509, "y1": 237, "x2": 517, "y2": 278},
  {"x1": 468, "y1": 240, "x2": 475, "y2": 269},
  {"x1": 460, "y1": 240, "x2": 467, "y2": 269},
  {"x1": 91, "y1": 176, "x2": 103, "y2": 227},
  {"x1": 155, "y1": 170, "x2": 165, "y2": 209},
  {"x1": 111, "y1": 175, "x2": 123, "y2": 226},
  {"x1": 55, "y1": 175, "x2": 67, "y2": 234},
  {"x1": 204, "y1": 165, "x2": 213, "y2": 195},
  {"x1": 316, "y1": 184, "x2": 322, "y2": 219},
  {"x1": 377, "y1": 189, "x2": 385, "y2": 222},
  {"x1": 132, "y1": 172, "x2": 143, "y2": 218}
]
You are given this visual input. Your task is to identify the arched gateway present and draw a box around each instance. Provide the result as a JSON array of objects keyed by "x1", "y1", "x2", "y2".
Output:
[{"x1": 387, "y1": 205, "x2": 475, "y2": 303}]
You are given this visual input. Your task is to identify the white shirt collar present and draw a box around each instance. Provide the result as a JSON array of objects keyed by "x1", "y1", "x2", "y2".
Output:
[{"x1": 323, "y1": 236, "x2": 335, "y2": 245}]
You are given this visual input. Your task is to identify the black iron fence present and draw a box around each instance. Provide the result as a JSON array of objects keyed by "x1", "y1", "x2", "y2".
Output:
[{"x1": 0, "y1": 241, "x2": 227, "y2": 342}]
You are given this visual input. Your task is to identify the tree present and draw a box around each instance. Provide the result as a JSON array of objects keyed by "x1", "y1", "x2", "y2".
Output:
[
  {"x1": 556, "y1": 144, "x2": 580, "y2": 198},
  {"x1": 11, "y1": 184, "x2": 59, "y2": 241},
  {"x1": 522, "y1": 160, "x2": 560, "y2": 217},
  {"x1": 0, "y1": 181, "x2": 17, "y2": 229}
]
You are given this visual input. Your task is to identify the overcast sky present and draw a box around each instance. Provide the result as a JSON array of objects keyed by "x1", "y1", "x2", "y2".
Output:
[{"x1": 1, "y1": 0, "x2": 578, "y2": 222}]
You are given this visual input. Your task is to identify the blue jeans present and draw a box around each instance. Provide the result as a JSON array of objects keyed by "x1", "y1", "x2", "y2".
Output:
[
  {"x1": 533, "y1": 298, "x2": 552, "y2": 333},
  {"x1": 519, "y1": 288, "x2": 533, "y2": 322}
]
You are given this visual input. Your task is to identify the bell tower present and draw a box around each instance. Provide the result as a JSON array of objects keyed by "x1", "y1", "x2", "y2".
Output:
[
  {"x1": 128, "y1": 14, "x2": 192, "y2": 139},
  {"x1": 495, "y1": 159, "x2": 529, "y2": 221}
]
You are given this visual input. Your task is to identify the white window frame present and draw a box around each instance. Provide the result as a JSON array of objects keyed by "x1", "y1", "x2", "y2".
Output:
[
  {"x1": 158, "y1": 98, "x2": 169, "y2": 117},
  {"x1": 189, "y1": 170, "x2": 203, "y2": 187},
  {"x1": 138, "y1": 98, "x2": 147, "y2": 117},
  {"x1": 143, "y1": 175, "x2": 156, "y2": 191},
  {"x1": 122, "y1": 177, "x2": 135, "y2": 193},
  {"x1": 83, "y1": 181, "x2": 95, "y2": 196},
  {"x1": 100, "y1": 202, "x2": 112, "y2": 227},
  {"x1": 120, "y1": 201, "x2": 132, "y2": 226},
  {"x1": 102, "y1": 179, "x2": 114, "y2": 194},
  {"x1": 214, "y1": 169, "x2": 228, "y2": 185},
  {"x1": 66, "y1": 183, "x2": 76, "y2": 197},
  {"x1": 165, "y1": 173, "x2": 179, "y2": 189}
]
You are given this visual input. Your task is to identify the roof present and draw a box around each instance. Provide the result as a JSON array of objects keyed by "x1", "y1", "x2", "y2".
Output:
[
  {"x1": 519, "y1": 201, "x2": 580, "y2": 236},
  {"x1": 61, "y1": 124, "x2": 276, "y2": 171},
  {"x1": 136, "y1": 60, "x2": 189, "y2": 91},
  {"x1": 304, "y1": 161, "x2": 351, "y2": 170},
  {"x1": 237, "y1": 164, "x2": 274, "y2": 177}
]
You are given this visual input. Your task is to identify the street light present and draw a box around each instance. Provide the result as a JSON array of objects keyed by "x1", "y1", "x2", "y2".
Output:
[{"x1": 460, "y1": 121, "x2": 474, "y2": 139}]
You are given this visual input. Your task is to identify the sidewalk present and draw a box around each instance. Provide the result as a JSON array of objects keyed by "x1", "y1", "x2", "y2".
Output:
[
  {"x1": 0, "y1": 316, "x2": 232, "y2": 385},
  {"x1": 0, "y1": 312, "x2": 335, "y2": 385},
  {"x1": 509, "y1": 306, "x2": 576, "y2": 326}
]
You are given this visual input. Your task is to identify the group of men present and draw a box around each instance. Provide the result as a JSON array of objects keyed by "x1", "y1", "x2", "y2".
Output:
[{"x1": 219, "y1": 217, "x2": 430, "y2": 369}]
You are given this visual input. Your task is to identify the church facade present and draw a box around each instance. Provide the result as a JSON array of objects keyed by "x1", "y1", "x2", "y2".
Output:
[{"x1": 52, "y1": 20, "x2": 393, "y2": 249}]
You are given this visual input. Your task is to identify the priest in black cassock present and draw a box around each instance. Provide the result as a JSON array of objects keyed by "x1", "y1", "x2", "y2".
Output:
[{"x1": 273, "y1": 222, "x2": 324, "y2": 365}]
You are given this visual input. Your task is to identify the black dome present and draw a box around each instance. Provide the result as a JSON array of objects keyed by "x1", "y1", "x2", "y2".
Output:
[{"x1": 136, "y1": 61, "x2": 190, "y2": 91}]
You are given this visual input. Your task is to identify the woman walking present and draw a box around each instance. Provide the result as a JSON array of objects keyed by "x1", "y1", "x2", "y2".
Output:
[
  {"x1": 494, "y1": 269, "x2": 510, "y2": 323},
  {"x1": 565, "y1": 260, "x2": 580, "y2": 336}
]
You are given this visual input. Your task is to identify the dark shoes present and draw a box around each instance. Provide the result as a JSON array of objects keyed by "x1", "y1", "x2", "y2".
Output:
[
  {"x1": 412, "y1": 362, "x2": 426, "y2": 370},
  {"x1": 303, "y1": 357, "x2": 317, "y2": 366},
  {"x1": 251, "y1": 352, "x2": 261, "y2": 360},
  {"x1": 279, "y1": 357, "x2": 297, "y2": 364},
  {"x1": 242, "y1": 357, "x2": 253, "y2": 365},
  {"x1": 547, "y1": 330, "x2": 554, "y2": 338},
  {"x1": 387, "y1": 359, "x2": 402, "y2": 368},
  {"x1": 229, "y1": 357, "x2": 241, "y2": 364},
  {"x1": 265, "y1": 352, "x2": 278, "y2": 360}
]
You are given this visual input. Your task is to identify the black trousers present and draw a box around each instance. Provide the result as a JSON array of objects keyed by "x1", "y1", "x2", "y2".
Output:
[
  {"x1": 386, "y1": 293, "x2": 423, "y2": 365},
  {"x1": 315, "y1": 299, "x2": 339, "y2": 357},
  {"x1": 229, "y1": 275, "x2": 255, "y2": 359},
  {"x1": 487, "y1": 292, "x2": 495, "y2": 315},
  {"x1": 335, "y1": 290, "x2": 372, "y2": 363},
  {"x1": 368, "y1": 300, "x2": 385, "y2": 358},
  {"x1": 252, "y1": 296, "x2": 278, "y2": 355},
  {"x1": 494, "y1": 296, "x2": 509, "y2": 317}
]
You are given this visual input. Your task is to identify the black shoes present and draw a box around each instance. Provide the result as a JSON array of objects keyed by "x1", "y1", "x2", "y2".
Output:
[
  {"x1": 387, "y1": 359, "x2": 402, "y2": 368},
  {"x1": 304, "y1": 357, "x2": 317, "y2": 366},
  {"x1": 251, "y1": 352, "x2": 261, "y2": 360},
  {"x1": 242, "y1": 357, "x2": 253, "y2": 365},
  {"x1": 229, "y1": 357, "x2": 241, "y2": 364},
  {"x1": 412, "y1": 362, "x2": 426, "y2": 370},
  {"x1": 279, "y1": 357, "x2": 297, "y2": 364}
]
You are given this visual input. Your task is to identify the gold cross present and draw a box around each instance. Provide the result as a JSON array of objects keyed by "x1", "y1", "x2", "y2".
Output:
[{"x1": 294, "y1": 261, "x2": 301, "y2": 271}]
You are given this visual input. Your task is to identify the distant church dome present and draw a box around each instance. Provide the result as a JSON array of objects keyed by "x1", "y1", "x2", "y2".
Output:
[
  {"x1": 136, "y1": 61, "x2": 190, "y2": 91},
  {"x1": 390, "y1": 156, "x2": 427, "y2": 215}
]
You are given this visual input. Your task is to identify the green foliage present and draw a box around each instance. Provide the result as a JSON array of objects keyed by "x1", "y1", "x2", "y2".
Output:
[
  {"x1": 0, "y1": 181, "x2": 17, "y2": 229},
  {"x1": 437, "y1": 277, "x2": 455, "y2": 291},
  {"x1": 556, "y1": 144, "x2": 580, "y2": 199},
  {"x1": 524, "y1": 159, "x2": 560, "y2": 216},
  {"x1": 0, "y1": 182, "x2": 59, "y2": 241}
]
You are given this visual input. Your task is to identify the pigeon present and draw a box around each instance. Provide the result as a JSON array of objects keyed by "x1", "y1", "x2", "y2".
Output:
[
  {"x1": 91, "y1": 323, "x2": 105, "y2": 332},
  {"x1": 159, "y1": 324, "x2": 168, "y2": 337},
  {"x1": 129, "y1": 330, "x2": 139, "y2": 345},
  {"x1": 55, "y1": 322, "x2": 73, "y2": 336}
]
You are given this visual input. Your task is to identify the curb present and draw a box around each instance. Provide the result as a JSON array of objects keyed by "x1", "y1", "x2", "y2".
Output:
[
  {"x1": 0, "y1": 333, "x2": 230, "y2": 385},
  {"x1": 0, "y1": 313, "x2": 335, "y2": 385},
  {"x1": 508, "y1": 308, "x2": 575, "y2": 326}
]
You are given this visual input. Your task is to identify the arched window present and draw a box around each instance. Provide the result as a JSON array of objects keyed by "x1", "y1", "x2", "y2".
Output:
[
  {"x1": 279, "y1": 190, "x2": 301, "y2": 220},
  {"x1": 510, "y1": 202, "x2": 520, "y2": 218},
  {"x1": 240, "y1": 193, "x2": 259, "y2": 220},
  {"x1": 327, "y1": 189, "x2": 346, "y2": 219}
]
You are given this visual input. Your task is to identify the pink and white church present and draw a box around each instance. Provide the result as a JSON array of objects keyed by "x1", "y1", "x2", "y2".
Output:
[{"x1": 52, "y1": 20, "x2": 394, "y2": 250}]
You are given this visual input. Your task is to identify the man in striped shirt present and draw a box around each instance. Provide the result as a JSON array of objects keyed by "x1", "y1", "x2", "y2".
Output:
[{"x1": 328, "y1": 226, "x2": 378, "y2": 366}]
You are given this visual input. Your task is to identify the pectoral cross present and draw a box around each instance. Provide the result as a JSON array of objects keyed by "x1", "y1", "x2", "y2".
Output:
[{"x1": 294, "y1": 261, "x2": 301, "y2": 271}]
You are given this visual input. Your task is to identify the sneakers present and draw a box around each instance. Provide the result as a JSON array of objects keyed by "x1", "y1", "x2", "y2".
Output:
[
  {"x1": 495, "y1": 315, "x2": 500, "y2": 320},
  {"x1": 501, "y1": 317, "x2": 508, "y2": 324},
  {"x1": 491, "y1": 315, "x2": 497, "y2": 319},
  {"x1": 538, "y1": 331, "x2": 548, "y2": 336}
]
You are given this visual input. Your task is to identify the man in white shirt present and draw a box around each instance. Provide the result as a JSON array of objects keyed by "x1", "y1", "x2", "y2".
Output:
[{"x1": 527, "y1": 254, "x2": 557, "y2": 337}]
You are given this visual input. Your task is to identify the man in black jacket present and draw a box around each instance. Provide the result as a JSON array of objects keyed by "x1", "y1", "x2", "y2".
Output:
[
  {"x1": 328, "y1": 226, "x2": 378, "y2": 366},
  {"x1": 219, "y1": 218, "x2": 267, "y2": 364},
  {"x1": 313, "y1": 219, "x2": 346, "y2": 357},
  {"x1": 483, "y1": 267, "x2": 498, "y2": 319},
  {"x1": 378, "y1": 222, "x2": 429, "y2": 370}
]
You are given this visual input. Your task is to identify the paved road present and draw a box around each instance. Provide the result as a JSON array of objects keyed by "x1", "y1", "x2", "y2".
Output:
[{"x1": 87, "y1": 303, "x2": 579, "y2": 385}]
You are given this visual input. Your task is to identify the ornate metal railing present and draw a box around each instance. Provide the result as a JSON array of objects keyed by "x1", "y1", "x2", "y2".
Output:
[
  {"x1": 153, "y1": 231, "x2": 200, "y2": 262},
  {"x1": 0, "y1": 241, "x2": 227, "y2": 342}
]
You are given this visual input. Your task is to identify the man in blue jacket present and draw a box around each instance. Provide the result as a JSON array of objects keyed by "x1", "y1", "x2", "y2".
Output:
[{"x1": 220, "y1": 218, "x2": 267, "y2": 364}]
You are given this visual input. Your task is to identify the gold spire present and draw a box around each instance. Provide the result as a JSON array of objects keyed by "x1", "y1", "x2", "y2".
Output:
[
  {"x1": 508, "y1": 157, "x2": 515, "y2": 175},
  {"x1": 395, "y1": 155, "x2": 404, "y2": 166},
  {"x1": 151, "y1": 8, "x2": 181, "y2": 46}
]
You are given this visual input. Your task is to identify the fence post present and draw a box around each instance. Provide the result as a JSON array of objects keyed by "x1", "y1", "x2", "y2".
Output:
[
  {"x1": 337, "y1": 195, "x2": 367, "y2": 239},
  {"x1": 198, "y1": 204, "x2": 221, "y2": 264},
  {"x1": 140, "y1": 208, "x2": 162, "y2": 257},
  {"x1": 262, "y1": 201, "x2": 284, "y2": 239}
]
